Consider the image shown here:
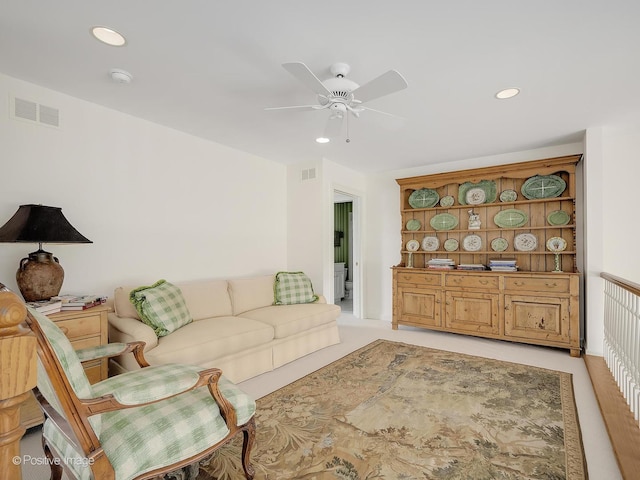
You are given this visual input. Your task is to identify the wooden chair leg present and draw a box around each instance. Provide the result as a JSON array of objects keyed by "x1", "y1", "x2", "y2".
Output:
[
  {"x1": 41, "y1": 437, "x2": 63, "y2": 480},
  {"x1": 241, "y1": 418, "x2": 256, "y2": 480}
]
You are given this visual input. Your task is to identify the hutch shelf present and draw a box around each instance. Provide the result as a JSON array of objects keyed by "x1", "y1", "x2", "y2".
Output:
[{"x1": 392, "y1": 155, "x2": 583, "y2": 356}]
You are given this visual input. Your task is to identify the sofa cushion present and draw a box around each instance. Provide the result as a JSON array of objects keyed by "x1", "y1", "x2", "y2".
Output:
[
  {"x1": 130, "y1": 280, "x2": 192, "y2": 337},
  {"x1": 274, "y1": 271, "x2": 318, "y2": 305},
  {"x1": 114, "y1": 286, "x2": 141, "y2": 320},
  {"x1": 238, "y1": 303, "x2": 340, "y2": 339},
  {"x1": 146, "y1": 316, "x2": 275, "y2": 366},
  {"x1": 228, "y1": 275, "x2": 275, "y2": 315},
  {"x1": 178, "y1": 280, "x2": 232, "y2": 320}
]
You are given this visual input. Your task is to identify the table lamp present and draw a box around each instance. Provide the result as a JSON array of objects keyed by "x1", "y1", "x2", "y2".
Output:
[{"x1": 0, "y1": 204, "x2": 92, "y2": 301}]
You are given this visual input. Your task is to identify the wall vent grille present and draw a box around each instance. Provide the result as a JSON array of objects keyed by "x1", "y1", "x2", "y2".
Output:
[
  {"x1": 301, "y1": 168, "x2": 316, "y2": 181},
  {"x1": 10, "y1": 96, "x2": 60, "y2": 128}
]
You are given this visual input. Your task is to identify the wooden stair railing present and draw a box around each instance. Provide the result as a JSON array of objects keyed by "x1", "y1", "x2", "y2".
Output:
[{"x1": 0, "y1": 288, "x2": 37, "y2": 480}]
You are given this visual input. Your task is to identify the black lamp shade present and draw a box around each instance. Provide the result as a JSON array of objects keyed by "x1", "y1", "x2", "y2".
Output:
[{"x1": 0, "y1": 205, "x2": 92, "y2": 244}]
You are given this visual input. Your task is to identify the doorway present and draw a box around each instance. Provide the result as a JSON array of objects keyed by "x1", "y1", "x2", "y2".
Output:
[{"x1": 333, "y1": 189, "x2": 361, "y2": 317}]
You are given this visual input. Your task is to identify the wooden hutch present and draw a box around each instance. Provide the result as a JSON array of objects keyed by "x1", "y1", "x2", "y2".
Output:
[{"x1": 392, "y1": 155, "x2": 582, "y2": 356}]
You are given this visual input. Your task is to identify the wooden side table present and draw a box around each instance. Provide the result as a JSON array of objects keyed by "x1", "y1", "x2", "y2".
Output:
[{"x1": 20, "y1": 304, "x2": 110, "y2": 428}]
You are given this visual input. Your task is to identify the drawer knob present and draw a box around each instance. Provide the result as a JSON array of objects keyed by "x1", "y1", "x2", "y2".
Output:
[
  {"x1": 514, "y1": 281, "x2": 524, "y2": 286},
  {"x1": 545, "y1": 282, "x2": 557, "y2": 288},
  {"x1": 452, "y1": 278, "x2": 461, "y2": 283},
  {"x1": 504, "y1": 305, "x2": 511, "y2": 310},
  {"x1": 436, "y1": 299, "x2": 441, "y2": 304}
]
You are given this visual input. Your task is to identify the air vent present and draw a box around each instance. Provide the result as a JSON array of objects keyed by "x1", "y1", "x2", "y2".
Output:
[
  {"x1": 301, "y1": 168, "x2": 317, "y2": 181},
  {"x1": 10, "y1": 96, "x2": 60, "y2": 128}
]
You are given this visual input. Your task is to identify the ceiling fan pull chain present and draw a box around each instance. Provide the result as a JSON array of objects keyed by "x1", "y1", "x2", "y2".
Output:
[{"x1": 346, "y1": 113, "x2": 351, "y2": 143}]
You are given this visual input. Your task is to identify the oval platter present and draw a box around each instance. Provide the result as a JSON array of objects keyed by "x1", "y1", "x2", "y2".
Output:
[
  {"x1": 409, "y1": 188, "x2": 440, "y2": 208},
  {"x1": 430, "y1": 213, "x2": 459, "y2": 231},
  {"x1": 440, "y1": 195, "x2": 455, "y2": 207},
  {"x1": 499, "y1": 189, "x2": 518, "y2": 202},
  {"x1": 521, "y1": 175, "x2": 566, "y2": 199},
  {"x1": 494, "y1": 209, "x2": 528, "y2": 228}
]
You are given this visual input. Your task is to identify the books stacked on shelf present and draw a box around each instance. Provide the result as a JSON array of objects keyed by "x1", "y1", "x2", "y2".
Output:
[
  {"x1": 427, "y1": 258, "x2": 456, "y2": 270},
  {"x1": 26, "y1": 299, "x2": 63, "y2": 315},
  {"x1": 456, "y1": 263, "x2": 486, "y2": 271},
  {"x1": 488, "y1": 259, "x2": 518, "y2": 272},
  {"x1": 52, "y1": 294, "x2": 107, "y2": 311}
]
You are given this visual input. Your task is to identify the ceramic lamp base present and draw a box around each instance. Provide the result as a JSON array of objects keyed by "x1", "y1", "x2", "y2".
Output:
[{"x1": 16, "y1": 250, "x2": 64, "y2": 302}]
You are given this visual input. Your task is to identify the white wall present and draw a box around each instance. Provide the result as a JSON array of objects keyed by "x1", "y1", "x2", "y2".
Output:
[{"x1": 0, "y1": 73, "x2": 288, "y2": 297}]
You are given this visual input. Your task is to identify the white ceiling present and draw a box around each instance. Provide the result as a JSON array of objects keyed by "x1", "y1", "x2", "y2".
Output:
[{"x1": 2, "y1": 1, "x2": 640, "y2": 173}]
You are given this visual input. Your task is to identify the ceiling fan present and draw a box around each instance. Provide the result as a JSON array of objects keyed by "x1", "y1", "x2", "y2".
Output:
[{"x1": 266, "y1": 62, "x2": 408, "y2": 141}]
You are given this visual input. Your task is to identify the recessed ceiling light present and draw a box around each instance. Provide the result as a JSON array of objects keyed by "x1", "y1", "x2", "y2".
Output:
[
  {"x1": 495, "y1": 88, "x2": 520, "y2": 99},
  {"x1": 316, "y1": 137, "x2": 330, "y2": 144},
  {"x1": 91, "y1": 26, "x2": 127, "y2": 46}
]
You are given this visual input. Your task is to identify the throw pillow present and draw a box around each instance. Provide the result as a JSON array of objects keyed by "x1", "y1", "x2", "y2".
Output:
[
  {"x1": 274, "y1": 271, "x2": 319, "y2": 305},
  {"x1": 129, "y1": 280, "x2": 192, "y2": 337}
]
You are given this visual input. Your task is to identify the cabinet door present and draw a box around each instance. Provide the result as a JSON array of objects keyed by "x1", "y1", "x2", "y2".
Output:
[
  {"x1": 397, "y1": 286, "x2": 442, "y2": 327},
  {"x1": 504, "y1": 295, "x2": 570, "y2": 344},
  {"x1": 444, "y1": 290, "x2": 499, "y2": 334}
]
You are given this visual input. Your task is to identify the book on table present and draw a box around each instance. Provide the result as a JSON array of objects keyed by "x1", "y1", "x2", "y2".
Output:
[
  {"x1": 26, "y1": 299, "x2": 63, "y2": 314},
  {"x1": 52, "y1": 294, "x2": 107, "y2": 310}
]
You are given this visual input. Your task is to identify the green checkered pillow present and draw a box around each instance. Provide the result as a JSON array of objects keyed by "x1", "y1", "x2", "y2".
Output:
[
  {"x1": 274, "y1": 271, "x2": 319, "y2": 305},
  {"x1": 130, "y1": 280, "x2": 192, "y2": 337}
]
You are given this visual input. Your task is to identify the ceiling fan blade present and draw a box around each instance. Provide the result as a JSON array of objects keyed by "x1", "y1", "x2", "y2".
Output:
[
  {"x1": 359, "y1": 106, "x2": 404, "y2": 119},
  {"x1": 352, "y1": 70, "x2": 408, "y2": 103},
  {"x1": 324, "y1": 115, "x2": 344, "y2": 138},
  {"x1": 264, "y1": 104, "x2": 319, "y2": 111},
  {"x1": 282, "y1": 62, "x2": 332, "y2": 96}
]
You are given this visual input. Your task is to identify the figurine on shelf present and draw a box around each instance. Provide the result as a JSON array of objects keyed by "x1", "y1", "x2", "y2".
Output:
[{"x1": 468, "y1": 209, "x2": 481, "y2": 229}]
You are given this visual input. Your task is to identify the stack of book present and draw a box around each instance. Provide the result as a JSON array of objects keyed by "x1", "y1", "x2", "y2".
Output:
[
  {"x1": 26, "y1": 299, "x2": 63, "y2": 315},
  {"x1": 488, "y1": 259, "x2": 518, "y2": 271},
  {"x1": 427, "y1": 258, "x2": 456, "y2": 270},
  {"x1": 52, "y1": 295, "x2": 107, "y2": 311},
  {"x1": 456, "y1": 263, "x2": 486, "y2": 271}
]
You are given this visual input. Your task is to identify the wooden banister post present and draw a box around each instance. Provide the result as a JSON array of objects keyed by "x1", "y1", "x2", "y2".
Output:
[{"x1": 0, "y1": 290, "x2": 37, "y2": 480}]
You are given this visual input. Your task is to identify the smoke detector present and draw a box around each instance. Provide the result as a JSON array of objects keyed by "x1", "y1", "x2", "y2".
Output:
[{"x1": 110, "y1": 69, "x2": 133, "y2": 84}]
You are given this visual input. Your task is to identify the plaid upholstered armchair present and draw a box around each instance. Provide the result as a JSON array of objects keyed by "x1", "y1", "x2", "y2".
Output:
[{"x1": 25, "y1": 306, "x2": 256, "y2": 480}]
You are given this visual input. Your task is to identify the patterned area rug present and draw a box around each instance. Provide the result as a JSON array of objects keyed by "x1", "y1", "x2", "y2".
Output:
[{"x1": 198, "y1": 339, "x2": 587, "y2": 479}]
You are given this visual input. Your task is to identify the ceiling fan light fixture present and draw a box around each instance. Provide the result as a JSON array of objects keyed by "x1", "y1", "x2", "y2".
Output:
[
  {"x1": 91, "y1": 26, "x2": 127, "y2": 46},
  {"x1": 495, "y1": 87, "x2": 520, "y2": 99},
  {"x1": 316, "y1": 137, "x2": 330, "y2": 144}
]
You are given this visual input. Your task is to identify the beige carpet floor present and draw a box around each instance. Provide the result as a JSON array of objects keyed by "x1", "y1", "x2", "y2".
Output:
[{"x1": 200, "y1": 339, "x2": 587, "y2": 479}]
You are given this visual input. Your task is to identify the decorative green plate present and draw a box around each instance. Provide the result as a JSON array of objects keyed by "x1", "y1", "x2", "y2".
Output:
[
  {"x1": 458, "y1": 180, "x2": 497, "y2": 205},
  {"x1": 406, "y1": 219, "x2": 421, "y2": 231},
  {"x1": 499, "y1": 189, "x2": 518, "y2": 202},
  {"x1": 547, "y1": 210, "x2": 570, "y2": 226},
  {"x1": 494, "y1": 209, "x2": 528, "y2": 228},
  {"x1": 440, "y1": 195, "x2": 455, "y2": 207},
  {"x1": 490, "y1": 237, "x2": 509, "y2": 252},
  {"x1": 444, "y1": 238, "x2": 459, "y2": 251},
  {"x1": 521, "y1": 175, "x2": 566, "y2": 199},
  {"x1": 430, "y1": 213, "x2": 458, "y2": 231},
  {"x1": 409, "y1": 188, "x2": 440, "y2": 208}
]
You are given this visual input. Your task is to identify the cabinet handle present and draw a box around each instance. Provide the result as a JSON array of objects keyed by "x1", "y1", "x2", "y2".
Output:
[
  {"x1": 480, "y1": 280, "x2": 489, "y2": 285},
  {"x1": 436, "y1": 299, "x2": 441, "y2": 304},
  {"x1": 504, "y1": 305, "x2": 510, "y2": 310},
  {"x1": 445, "y1": 300, "x2": 451, "y2": 305},
  {"x1": 545, "y1": 282, "x2": 557, "y2": 288},
  {"x1": 452, "y1": 278, "x2": 461, "y2": 283},
  {"x1": 514, "y1": 281, "x2": 525, "y2": 286}
]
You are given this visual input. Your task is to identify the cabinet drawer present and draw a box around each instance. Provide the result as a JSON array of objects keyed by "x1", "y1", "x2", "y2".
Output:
[
  {"x1": 70, "y1": 336, "x2": 102, "y2": 351},
  {"x1": 54, "y1": 314, "x2": 102, "y2": 339},
  {"x1": 445, "y1": 274, "x2": 498, "y2": 289},
  {"x1": 83, "y1": 360, "x2": 103, "y2": 384},
  {"x1": 396, "y1": 271, "x2": 441, "y2": 286},
  {"x1": 504, "y1": 277, "x2": 570, "y2": 293}
]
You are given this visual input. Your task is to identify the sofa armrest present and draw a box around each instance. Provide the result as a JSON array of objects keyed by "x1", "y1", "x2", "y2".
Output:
[
  {"x1": 108, "y1": 313, "x2": 158, "y2": 352},
  {"x1": 316, "y1": 295, "x2": 327, "y2": 304}
]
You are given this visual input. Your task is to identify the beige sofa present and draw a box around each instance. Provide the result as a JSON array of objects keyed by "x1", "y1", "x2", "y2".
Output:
[{"x1": 108, "y1": 274, "x2": 341, "y2": 383}]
